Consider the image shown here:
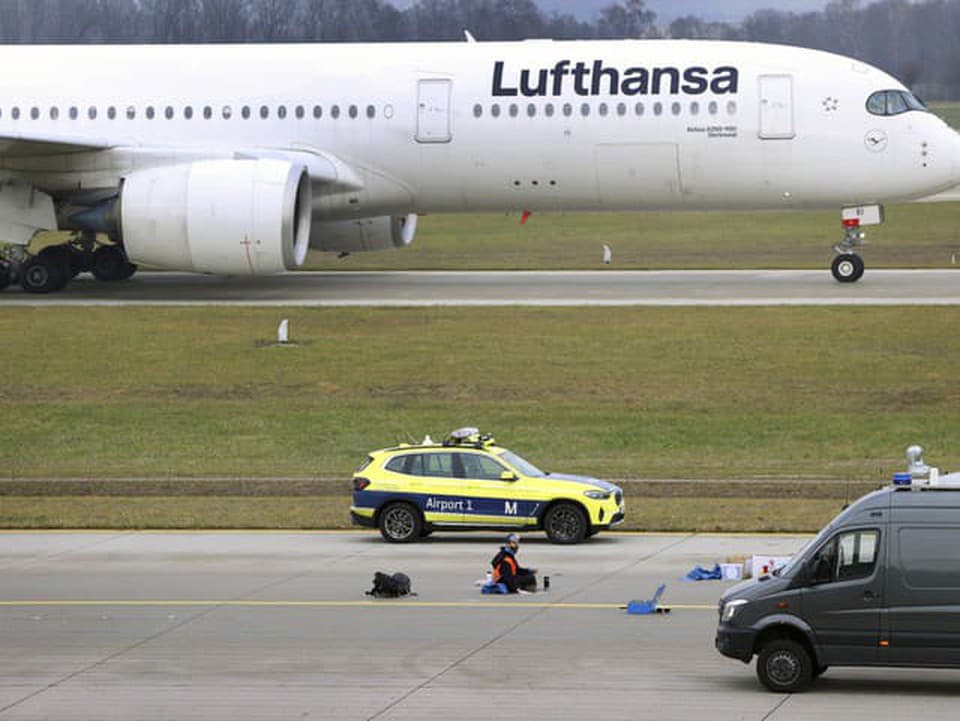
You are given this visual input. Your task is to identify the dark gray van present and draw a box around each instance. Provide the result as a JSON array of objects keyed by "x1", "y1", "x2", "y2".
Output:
[{"x1": 716, "y1": 466, "x2": 960, "y2": 692}]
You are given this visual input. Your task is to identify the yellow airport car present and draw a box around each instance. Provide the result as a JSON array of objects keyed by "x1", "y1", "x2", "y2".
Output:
[{"x1": 351, "y1": 428, "x2": 625, "y2": 544}]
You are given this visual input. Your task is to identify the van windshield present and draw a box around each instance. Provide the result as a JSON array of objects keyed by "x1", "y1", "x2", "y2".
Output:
[{"x1": 776, "y1": 526, "x2": 832, "y2": 577}]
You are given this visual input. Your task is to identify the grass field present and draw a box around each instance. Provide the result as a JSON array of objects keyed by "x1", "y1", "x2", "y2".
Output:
[{"x1": 2, "y1": 306, "x2": 956, "y2": 483}]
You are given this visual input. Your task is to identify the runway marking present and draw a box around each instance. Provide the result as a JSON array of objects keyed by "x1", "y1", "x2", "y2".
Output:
[{"x1": 0, "y1": 600, "x2": 716, "y2": 610}]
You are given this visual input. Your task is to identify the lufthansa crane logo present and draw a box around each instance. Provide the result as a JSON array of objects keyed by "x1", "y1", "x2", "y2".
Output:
[{"x1": 865, "y1": 129, "x2": 888, "y2": 152}]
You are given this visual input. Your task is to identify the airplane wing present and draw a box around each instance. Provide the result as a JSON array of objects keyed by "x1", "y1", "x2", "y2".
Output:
[
  {"x1": 0, "y1": 130, "x2": 112, "y2": 157},
  {"x1": 0, "y1": 129, "x2": 365, "y2": 193}
]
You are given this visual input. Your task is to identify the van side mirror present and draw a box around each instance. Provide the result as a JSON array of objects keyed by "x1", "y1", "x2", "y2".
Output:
[{"x1": 500, "y1": 471, "x2": 518, "y2": 482}]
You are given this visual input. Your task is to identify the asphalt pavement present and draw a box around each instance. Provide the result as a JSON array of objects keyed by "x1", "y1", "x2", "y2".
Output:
[{"x1": 2, "y1": 531, "x2": 958, "y2": 721}]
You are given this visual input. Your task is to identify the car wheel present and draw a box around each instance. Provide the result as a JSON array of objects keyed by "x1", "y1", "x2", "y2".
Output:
[
  {"x1": 756, "y1": 639, "x2": 813, "y2": 693},
  {"x1": 543, "y1": 503, "x2": 587, "y2": 544},
  {"x1": 378, "y1": 502, "x2": 422, "y2": 543}
]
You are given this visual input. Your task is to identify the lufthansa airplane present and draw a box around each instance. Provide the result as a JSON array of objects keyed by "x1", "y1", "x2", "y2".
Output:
[{"x1": 0, "y1": 38, "x2": 958, "y2": 293}]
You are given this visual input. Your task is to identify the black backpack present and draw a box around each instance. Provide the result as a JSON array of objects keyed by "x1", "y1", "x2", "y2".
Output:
[{"x1": 367, "y1": 571, "x2": 412, "y2": 598}]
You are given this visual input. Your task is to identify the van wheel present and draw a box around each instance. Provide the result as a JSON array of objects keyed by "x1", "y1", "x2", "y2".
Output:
[
  {"x1": 543, "y1": 503, "x2": 587, "y2": 544},
  {"x1": 378, "y1": 503, "x2": 422, "y2": 543},
  {"x1": 756, "y1": 639, "x2": 813, "y2": 693}
]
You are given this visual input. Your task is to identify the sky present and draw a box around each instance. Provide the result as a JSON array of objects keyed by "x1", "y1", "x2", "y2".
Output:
[{"x1": 387, "y1": 1, "x2": 832, "y2": 23}]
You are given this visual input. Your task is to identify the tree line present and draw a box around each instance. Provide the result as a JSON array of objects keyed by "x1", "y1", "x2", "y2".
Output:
[{"x1": 2, "y1": 0, "x2": 959, "y2": 97}]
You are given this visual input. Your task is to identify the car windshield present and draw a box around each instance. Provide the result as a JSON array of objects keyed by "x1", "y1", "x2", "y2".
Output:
[{"x1": 498, "y1": 450, "x2": 545, "y2": 477}]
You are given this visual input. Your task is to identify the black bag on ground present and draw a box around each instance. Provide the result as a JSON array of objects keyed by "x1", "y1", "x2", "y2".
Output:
[{"x1": 367, "y1": 571, "x2": 412, "y2": 598}]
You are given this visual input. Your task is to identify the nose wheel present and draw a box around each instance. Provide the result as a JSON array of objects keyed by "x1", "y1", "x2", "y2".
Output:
[
  {"x1": 831, "y1": 253, "x2": 864, "y2": 283},
  {"x1": 831, "y1": 215, "x2": 870, "y2": 283}
]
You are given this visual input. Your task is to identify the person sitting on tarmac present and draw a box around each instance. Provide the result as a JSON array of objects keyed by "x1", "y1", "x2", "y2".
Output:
[{"x1": 491, "y1": 533, "x2": 537, "y2": 593}]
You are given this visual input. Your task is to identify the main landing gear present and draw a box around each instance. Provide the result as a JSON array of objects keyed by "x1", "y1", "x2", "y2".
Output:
[{"x1": 5, "y1": 234, "x2": 137, "y2": 294}]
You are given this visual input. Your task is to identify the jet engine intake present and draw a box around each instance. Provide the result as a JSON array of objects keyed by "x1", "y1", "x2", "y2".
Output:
[
  {"x1": 309, "y1": 214, "x2": 417, "y2": 253},
  {"x1": 120, "y1": 159, "x2": 311, "y2": 274}
]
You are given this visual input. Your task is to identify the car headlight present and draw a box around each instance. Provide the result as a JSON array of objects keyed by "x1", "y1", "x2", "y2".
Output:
[
  {"x1": 583, "y1": 490, "x2": 611, "y2": 500},
  {"x1": 721, "y1": 599, "x2": 748, "y2": 623}
]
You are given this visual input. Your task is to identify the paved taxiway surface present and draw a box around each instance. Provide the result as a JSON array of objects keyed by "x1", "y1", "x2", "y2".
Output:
[
  {"x1": 2, "y1": 531, "x2": 959, "y2": 721},
  {"x1": 3, "y1": 269, "x2": 959, "y2": 306}
]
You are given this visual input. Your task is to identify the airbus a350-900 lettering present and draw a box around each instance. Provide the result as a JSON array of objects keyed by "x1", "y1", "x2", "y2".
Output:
[{"x1": 0, "y1": 38, "x2": 958, "y2": 293}]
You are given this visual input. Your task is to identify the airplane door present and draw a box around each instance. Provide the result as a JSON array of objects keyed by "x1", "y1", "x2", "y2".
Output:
[
  {"x1": 759, "y1": 74, "x2": 795, "y2": 140},
  {"x1": 416, "y1": 78, "x2": 452, "y2": 143}
]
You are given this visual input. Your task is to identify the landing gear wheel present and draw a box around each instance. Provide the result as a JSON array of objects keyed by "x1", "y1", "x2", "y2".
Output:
[
  {"x1": 831, "y1": 254, "x2": 864, "y2": 283},
  {"x1": 543, "y1": 503, "x2": 587, "y2": 544},
  {"x1": 0, "y1": 261, "x2": 12, "y2": 291},
  {"x1": 91, "y1": 246, "x2": 137, "y2": 282},
  {"x1": 378, "y1": 503, "x2": 422, "y2": 543},
  {"x1": 21, "y1": 248, "x2": 70, "y2": 294},
  {"x1": 756, "y1": 639, "x2": 813, "y2": 693}
]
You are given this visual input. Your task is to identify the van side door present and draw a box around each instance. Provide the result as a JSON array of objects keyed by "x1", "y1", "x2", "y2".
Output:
[
  {"x1": 801, "y1": 528, "x2": 884, "y2": 666},
  {"x1": 887, "y1": 524, "x2": 960, "y2": 665}
]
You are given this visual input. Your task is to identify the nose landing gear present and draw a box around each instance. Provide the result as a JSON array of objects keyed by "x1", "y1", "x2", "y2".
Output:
[{"x1": 831, "y1": 210, "x2": 878, "y2": 283}]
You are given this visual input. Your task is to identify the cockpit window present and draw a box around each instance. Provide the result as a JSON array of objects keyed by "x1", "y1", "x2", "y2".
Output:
[{"x1": 866, "y1": 89, "x2": 927, "y2": 116}]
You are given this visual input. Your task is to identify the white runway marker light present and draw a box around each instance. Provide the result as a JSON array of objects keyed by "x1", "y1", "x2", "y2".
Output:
[
  {"x1": 277, "y1": 318, "x2": 289, "y2": 344},
  {"x1": 603, "y1": 245, "x2": 612, "y2": 265}
]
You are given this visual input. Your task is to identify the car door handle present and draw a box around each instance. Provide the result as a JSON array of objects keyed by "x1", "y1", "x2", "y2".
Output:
[{"x1": 864, "y1": 590, "x2": 879, "y2": 602}]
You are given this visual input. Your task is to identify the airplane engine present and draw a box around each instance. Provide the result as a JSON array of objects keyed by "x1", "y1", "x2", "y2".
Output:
[
  {"x1": 309, "y1": 214, "x2": 417, "y2": 253},
  {"x1": 120, "y1": 159, "x2": 311, "y2": 274}
]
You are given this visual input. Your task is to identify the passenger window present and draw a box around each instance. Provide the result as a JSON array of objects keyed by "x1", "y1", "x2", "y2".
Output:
[
  {"x1": 509, "y1": 103, "x2": 518, "y2": 117},
  {"x1": 184, "y1": 106, "x2": 193, "y2": 119},
  {"x1": 421, "y1": 453, "x2": 455, "y2": 478},
  {"x1": 50, "y1": 107, "x2": 59, "y2": 120},
  {"x1": 279, "y1": 105, "x2": 289, "y2": 119},
  {"x1": 241, "y1": 106, "x2": 251, "y2": 119},
  {"x1": 296, "y1": 105, "x2": 305, "y2": 119},
  {"x1": 30, "y1": 107, "x2": 39, "y2": 120},
  {"x1": 202, "y1": 106, "x2": 211, "y2": 120},
  {"x1": 473, "y1": 103, "x2": 482, "y2": 118},
  {"x1": 260, "y1": 105, "x2": 269, "y2": 119},
  {"x1": 385, "y1": 454, "x2": 424, "y2": 476},
  {"x1": 581, "y1": 102, "x2": 590, "y2": 117},
  {"x1": 69, "y1": 106, "x2": 78, "y2": 120},
  {"x1": 491, "y1": 103, "x2": 501, "y2": 118},
  {"x1": 635, "y1": 102, "x2": 644, "y2": 116},
  {"x1": 562, "y1": 103, "x2": 572, "y2": 117},
  {"x1": 545, "y1": 103, "x2": 555, "y2": 117},
  {"x1": 458, "y1": 453, "x2": 506, "y2": 480},
  {"x1": 126, "y1": 106, "x2": 135, "y2": 120},
  {"x1": 810, "y1": 530, "x2": 879, "y2": 584},
  {"x1": 313, "y1": 105, "x2": 322, "y2": 118},
  {"x1": 653, "y1": 102, "x2": 663, "y2": 116},
  {"x1": 348, "y1": 105, "x2": 357, "y2": 119},
  {"x1": 616, "y1": 102, "x2": 626, "y2": 116},
  {"x1": 598, "y1": 102, "x2": 608, "y2": 117},
  {"x1": 366, "y1": 105, "x2": 375, "y2": 119},
  {"x1": 526, "y1": 103, "x2": 535, "y2": 117},
  {"x1": 107, "y1": 106, "x2": 116, "y2": 120}
]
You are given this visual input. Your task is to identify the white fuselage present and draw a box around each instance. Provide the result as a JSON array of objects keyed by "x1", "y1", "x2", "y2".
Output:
[{"x1": 1, "y1": 39, "x2": 958, "y2": 224}]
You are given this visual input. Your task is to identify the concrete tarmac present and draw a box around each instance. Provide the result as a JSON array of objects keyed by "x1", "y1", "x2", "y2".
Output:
[
  {"x1": 2, "y1": 531, "x2": 958, "y2": 721},
  {"x1": 3, "y1": 269, "x2": 960, "y2": 306}
]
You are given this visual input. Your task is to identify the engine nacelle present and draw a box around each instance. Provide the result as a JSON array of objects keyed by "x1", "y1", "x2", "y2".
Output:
[
  {"x1": 309, "y1": 214, "x2": 417, "y2": 253},
  {"x1": 120, "y1": 159, "x2": 311, "y2": 274}
]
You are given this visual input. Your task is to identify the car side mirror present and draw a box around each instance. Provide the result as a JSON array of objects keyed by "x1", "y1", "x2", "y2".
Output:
[{"x1": 500, "y1": 471, "x2": 518, "y2": 482}]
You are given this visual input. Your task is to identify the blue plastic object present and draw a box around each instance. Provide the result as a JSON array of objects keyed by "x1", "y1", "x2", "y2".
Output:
[
  {"x1": 893, "y1": 472, "x2": 912, "y2": 486},
  {"x1": 481, "y1": 581, "x2": 509, "y2": 594},
  {"x1": 626, "y1": 584, "x2": 667, "y2": 614},
  {"x1": 685, "y1": 563, "x2": 722, "y2": 581}
]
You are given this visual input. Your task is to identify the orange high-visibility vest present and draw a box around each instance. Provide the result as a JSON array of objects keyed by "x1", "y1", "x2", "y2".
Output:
[{"x1": 493, "y1": 554, "x2": 517, "y2": 583}]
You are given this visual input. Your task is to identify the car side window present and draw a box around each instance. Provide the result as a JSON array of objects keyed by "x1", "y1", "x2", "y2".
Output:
[
  {"x1": 458, "y1": 453, "x2": 507, "y2": 480},
  {"x1": 810, "y1": 529, "x2": 879, "y2": 584},
  {"x1": 422, "y1": 452, "x2": 455, "y2": 478},
  {"x1": 384, "y1": 454, "x2": 425, "y2": 476}
]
